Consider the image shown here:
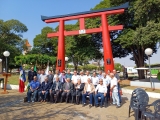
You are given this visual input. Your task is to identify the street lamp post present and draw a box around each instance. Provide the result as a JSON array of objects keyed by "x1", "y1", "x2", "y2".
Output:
[
  {"x1": 1, "y1": 51, "x2": 11, "y2": 94},
  {"x1": 65, "y1": 57, "x2": 69, "y2": 70},
  {"x1": 145, "y1": 48, "x2": 153, "y2": 90}
]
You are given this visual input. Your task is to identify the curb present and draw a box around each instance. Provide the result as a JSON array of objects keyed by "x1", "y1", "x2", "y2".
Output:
[{"x1": 122, "y1": 88, "x2": 160, "y2": 99}]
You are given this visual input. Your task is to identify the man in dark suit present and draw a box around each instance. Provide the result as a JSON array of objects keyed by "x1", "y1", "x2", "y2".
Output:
[
  {"x1": 61, "y1": 78, "x2": 73, "y2": 103},
  {"x1": 39, "y1": 77, "x2": 50, "y2": 102},
  {"x1": 47, "y1": 70, "x2": 54, "y2": 86},
  {"x1": 73, "y1": 79, "x2": 84, "y2": 104},
  {"x1": 50, "y1": 76, "x2": 62, "y2": 103},
  {"x1": 28, "y1": 67, "x2": 37, "y2": 83}
]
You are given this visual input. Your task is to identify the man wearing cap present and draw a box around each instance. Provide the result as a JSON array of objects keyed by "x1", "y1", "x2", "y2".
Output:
[{"x1": 95, "y1": 78, "x2": 107, "y2": 108}]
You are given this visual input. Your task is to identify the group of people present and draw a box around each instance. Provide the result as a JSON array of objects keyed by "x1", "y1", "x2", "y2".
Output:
[{"x1": 26, "y1": 67, "x2": 122, "y2": 108}]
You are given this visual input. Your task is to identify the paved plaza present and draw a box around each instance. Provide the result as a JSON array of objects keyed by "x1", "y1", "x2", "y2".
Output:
[{"x1": 0, "y1": 89, "x2": 157, "y2": 120}]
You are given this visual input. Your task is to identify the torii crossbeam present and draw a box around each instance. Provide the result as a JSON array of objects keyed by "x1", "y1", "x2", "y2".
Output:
[{"x1": 41, "y1": 2, "x2": 129, "y2": 72}]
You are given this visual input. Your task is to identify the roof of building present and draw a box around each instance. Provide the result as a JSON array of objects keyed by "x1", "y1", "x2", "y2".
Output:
[
  {"x1": 41, "y1": 2, "x2": 129, "y2": 21},
  {"x1": 26, "y1": 40, "x2": 32, "y2": 47}
]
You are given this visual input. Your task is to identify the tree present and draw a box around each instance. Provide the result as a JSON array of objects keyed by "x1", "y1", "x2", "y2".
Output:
[
  {"x1": 91, "y1": 0, "x2": 160, "y2": 79},
  {"x1": 14, "y1": 54, "x2": 56, "y2": 69},
  {"x1": 64, "y1": 24, "x2": 102, "y2": 70},
  {"x1": 33, "y1": 26, "x2": 58, "y2": 56},
  {"x1": 0, "y1": 19, "x2": 28, "y2": 69}
]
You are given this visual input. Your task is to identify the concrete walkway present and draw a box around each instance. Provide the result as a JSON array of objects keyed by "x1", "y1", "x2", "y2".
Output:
[{"x1": 0, "y1": 89, "x2": 158, "y2": 120}]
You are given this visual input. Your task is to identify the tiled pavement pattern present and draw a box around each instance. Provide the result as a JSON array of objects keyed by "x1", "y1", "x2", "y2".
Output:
[{"x1": 0, "y1": 89, "x2": 158, "y2": 120}]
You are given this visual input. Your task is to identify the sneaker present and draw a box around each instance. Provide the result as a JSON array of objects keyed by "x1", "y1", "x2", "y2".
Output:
[
  {"x1": 32, "y1": 101, "x2": 34, "y2": 103},
  {"x1": 89, "y1": 104, "x2": 92, "y2": 108},
  {"x1": 95, "y1": 104, "x2": 98, "y2": 108},
  {"x1": 116, "y1": 105, "x2": 121, "y2": 108},
  {"x1": 82, "y1": 103, "x2": 86, "y2": 107},
  {"x1": 27, "y1": 101, "x2": 30, "y2": 103}
]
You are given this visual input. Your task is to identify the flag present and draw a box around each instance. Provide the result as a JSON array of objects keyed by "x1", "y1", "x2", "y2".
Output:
[
  {"x1": 45, "y1": 65, "x2": 49, "y2": 75},
  {"x1": 45, "y1": 61, "x2": 49, "y2": 75},
  {"x1": 19, "y1": 66, "x2": 26, "y2": 93},
  {"x1": 34, "y1": 65, "x2": 37, "y2": 72}
]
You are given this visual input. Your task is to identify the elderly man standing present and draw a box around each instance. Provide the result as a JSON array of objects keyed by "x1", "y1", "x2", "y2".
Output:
[
  {"x1": 110, "y1": 73, "x2": 120, "y2": 108},
  {"x1": 71, "y1": 70, "x2": 79, "y2": 85},
  {"x1": 113, "y1": 69, "x2": 122, "y2": 103},
  {"x1": 61, "y1": 78, "x2": 73, "y2": 103},
  {"x1": 39, "y1": 77, "x2": 50, "y2": 102},
  {"x1": 50, "y1": 76, "x2": 62, "y2": 103},
  {"x1": 28, "y1": 67, "x2": 37, "y2": 83},
  {"x1": 27, "y1": 76, "x2": 40, "y2": 103},
  {"x1": 95, "y1": 78, "x2": 107, "y2": 108},
  {"x1": 65, "y1": 69, "x2": 72, "y2": 80},
  {"x1": 82, "y1": 78, "x2": 95, "y2": 108},
  {"x1": 91, "y1": 71, "x2": 99, "y2": 88},
  {"x1": 83, "y1": 71, "x2": 92, "y2": 83}
]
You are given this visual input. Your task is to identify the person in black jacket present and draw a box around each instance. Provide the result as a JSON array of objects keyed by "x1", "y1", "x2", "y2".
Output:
[
  {"x1": 74, "y1": 79, "x2": 84, "y2": 104},
  {"x1": 28, "y1": 67, "x2": 37, "y2": 83},
  {"x1": 47, "y1": 70, "x2": 54, "y2": 86},
  {"x1": 50, "y1": 76, "x2": 62, "y2": 103},
  {"x1": 39, "y1": 77, "x2": 50, "y2": 102}
]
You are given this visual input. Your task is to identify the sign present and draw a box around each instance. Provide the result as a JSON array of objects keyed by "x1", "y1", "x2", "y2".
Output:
[
  {"x1": 58, "y1": 60, "x2": 61, "y2": 67},
  {"x1": 79, "y1": 29, "x2": 86, "y2": 34}
]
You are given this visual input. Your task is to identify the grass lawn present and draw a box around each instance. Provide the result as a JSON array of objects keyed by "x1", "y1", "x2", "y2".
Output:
[{"x1": 0, "y1": 74, "x2": 28, "y2": 85}]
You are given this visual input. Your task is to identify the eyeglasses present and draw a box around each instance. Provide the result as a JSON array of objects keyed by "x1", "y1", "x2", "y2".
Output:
[{"x1": 99, "y1": 81, "x2": 103, "y2": 82}]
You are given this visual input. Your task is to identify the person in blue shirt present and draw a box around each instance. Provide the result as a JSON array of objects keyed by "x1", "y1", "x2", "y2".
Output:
[
  {"x1": 27, "y1": 76, "x2": 40, "y2": 103},
  {"x1": 39, "y1": 77, "x2": 50, "y2": 102},
  {"x1": 65, "y1": 69, "x2": 72, "y2": 81}
]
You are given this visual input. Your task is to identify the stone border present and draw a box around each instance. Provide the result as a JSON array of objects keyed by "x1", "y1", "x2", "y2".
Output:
[{"x1": 122, "y1": 88, "x2": 160, "y2": 99}]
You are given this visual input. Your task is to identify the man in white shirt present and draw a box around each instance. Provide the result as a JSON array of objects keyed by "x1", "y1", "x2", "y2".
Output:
[
  {"x1": 39, "y1": 70, "x2": 47, "y2": 84},
  {"x1": 95, "y1": 79, "x2": 107, "y2": 108},
  {"x1": 91, "y1": 71, "x2": 99, "y2": 88},
  {"x1": 79, "y1": 71, "x2": 85, "y2": 84},
  {"x1": 110, "y1": 73, "x2": 120, "y2": 108},
  {"x1": 53, "y1": 70, "x2": 61, "y2": 83},
  {"x1": 71, "y1": 70, "x2": 80, "y2": 85},
  {"x1": 83, "y1": 71, "x2": 92, "y2": 83}
]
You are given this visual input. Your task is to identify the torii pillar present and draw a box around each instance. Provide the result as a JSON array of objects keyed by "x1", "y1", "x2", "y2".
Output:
[{"x1": 41, "y1": 2, "x2": 129, "y2": 73}]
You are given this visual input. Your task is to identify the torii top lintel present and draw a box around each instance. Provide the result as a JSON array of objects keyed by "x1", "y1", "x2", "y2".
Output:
[{"x1": 41, "y1": 2, "x2": 129, "y2": 23}]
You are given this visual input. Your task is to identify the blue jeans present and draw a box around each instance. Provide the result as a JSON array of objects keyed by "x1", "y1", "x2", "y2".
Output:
[
  {"x1": 112, "y1": 92, "x2": 120, "y2": 106},
  {"x1": 82, "y1": 92, "x2": 93, "y2": 104},
  {"x1": 118, "y1": 85, "x2": 122, "y2": 103},
  {"x1": 95, "y1": 93, "x2": 105, "y2": 106},
  {"x1": 40, "y1": 91, "x2": 49, "y2": 100},
  {"x1": 27, "y1": 90, "x2": 38, "y2": 102}
]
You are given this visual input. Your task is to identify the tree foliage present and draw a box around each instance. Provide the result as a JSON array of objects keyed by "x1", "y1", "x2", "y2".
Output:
[
  {"x1": 0, "y1": 19, "x2": 28, "y2": 69},
  {"x1": 89, "y1": 0, "x2": 160, "y2": 79},
  {"x1": 14, "y1": 54, "x2": 56, "y2": 69},
  {"x1": 33, "y1": 26, "x2": 58, "y2": 56}
]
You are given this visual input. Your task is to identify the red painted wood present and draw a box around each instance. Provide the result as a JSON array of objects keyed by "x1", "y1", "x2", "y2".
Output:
[
  {"x1": 101, "y1": 13, "x2": 114, "y2": 72},
  {"x1": 79, "y1": 18, "x2": 85, "y2": 30}
]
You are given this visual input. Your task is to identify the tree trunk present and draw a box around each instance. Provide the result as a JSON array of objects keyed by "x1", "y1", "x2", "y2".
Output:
[{"x1": 132, "y1": 47, "x2": 145, "y2": 79}]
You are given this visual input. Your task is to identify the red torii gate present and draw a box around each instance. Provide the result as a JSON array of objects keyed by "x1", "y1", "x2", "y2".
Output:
[{"x1": 41, "y1": 2, "x2": 128, "y2": 73}]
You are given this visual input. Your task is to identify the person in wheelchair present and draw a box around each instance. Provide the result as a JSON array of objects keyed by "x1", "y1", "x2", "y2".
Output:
[
  {"x1": 72, "y1": 79, "x2": 84, "y2": 104},
  {"x1": 95, "y1": 78, "x2": 107, "y2": 108},
  {"x1": 27, "y1": 76, "x2": 40, "y2": 103},
  {"x1": 50, "y1": 76, "x2": 62, "y2": 103}
]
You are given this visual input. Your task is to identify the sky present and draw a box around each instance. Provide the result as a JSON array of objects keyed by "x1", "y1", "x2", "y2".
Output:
[{"x1": 1, "y1": 0, "x2": 160, "y2": 67}]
